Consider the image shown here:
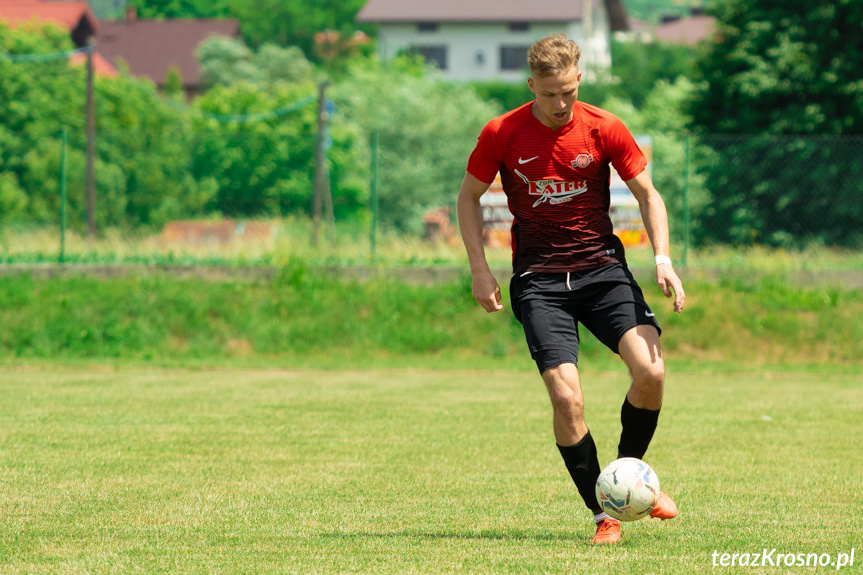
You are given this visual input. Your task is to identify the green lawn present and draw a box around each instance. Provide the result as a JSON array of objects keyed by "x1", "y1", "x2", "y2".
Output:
[{"x1": 1, "y1": 367, "x2": 860, "y2": 574}]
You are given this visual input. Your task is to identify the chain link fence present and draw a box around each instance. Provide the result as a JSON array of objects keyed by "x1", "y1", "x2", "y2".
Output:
[
  {"x1": 1, "y1": 127, "x2": 862, "y2": 267},
  {"x1": 690, "y1": 134, "x2": 863, "y2": 249}
]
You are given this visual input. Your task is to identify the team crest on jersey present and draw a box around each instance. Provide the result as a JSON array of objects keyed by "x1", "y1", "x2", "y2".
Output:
[{"x1": 571, "y1": 154, "x2": 594, "y2": 169}]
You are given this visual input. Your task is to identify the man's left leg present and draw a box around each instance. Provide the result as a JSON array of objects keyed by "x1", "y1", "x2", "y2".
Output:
[
  {"x1": 618, "y1": 325, "x2": 664, "y2": 458},
  {"x1": 617, "y1": 325, "x2": 678, "y2": 520}
]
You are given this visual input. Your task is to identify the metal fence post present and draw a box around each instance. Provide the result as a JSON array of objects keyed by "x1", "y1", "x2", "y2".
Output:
[
  {"x1": 59, "y1": 127, "x2": 68, "y2": 264},
  {"x1": 370, "y1": 131, "x2": 379, "y2": 259},
  {"x1": 682, "y1": 131, "x2": 691, "y2": 267},
  {"x1": 312, "y1": 81, "x2": 329, "y2": 247}
]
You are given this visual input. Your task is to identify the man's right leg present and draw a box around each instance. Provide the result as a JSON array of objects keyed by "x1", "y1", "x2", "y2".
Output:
[
  {"x1": 510, "y1": 274, "x2": 620, "y2": 543},
  {"x1": 542, "y1": 362, "x2": 620, "y2": 544},
  {"x1": 542, "y1": 362, "x2": 587, "y2": 445}
]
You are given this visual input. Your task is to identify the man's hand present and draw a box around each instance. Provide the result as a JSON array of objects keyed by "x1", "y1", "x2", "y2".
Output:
[
  {"x1": 656, "y1": 263, "x2": 685, "y2": 313},
  {"x1": 472, "y1": 268, "x2": 504, "y2": 313}
]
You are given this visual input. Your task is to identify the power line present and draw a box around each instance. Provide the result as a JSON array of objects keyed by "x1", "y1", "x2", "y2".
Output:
[
  {"x1": 196, "y1": 94, "x2": 317, "y2": 124},
  {"x1": 0, "y1": 44, "x2": 95, "y2": 63},
  {"x1": 164, "y1": 94, "x2": 317, "y2": 124}
]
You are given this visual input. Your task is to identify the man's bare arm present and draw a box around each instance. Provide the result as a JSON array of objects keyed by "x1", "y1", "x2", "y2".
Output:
[
  {"x1": 457, "y1": 172, "x2": 503, "y2": 313},
  {"x1": 625, "y1": 170, "x2": 686, "y2": 313}
]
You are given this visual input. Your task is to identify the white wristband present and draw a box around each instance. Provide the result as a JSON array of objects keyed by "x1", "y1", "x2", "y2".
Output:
[{"x1": 654, "y1": 255, "x2": 672, "y2": 266}]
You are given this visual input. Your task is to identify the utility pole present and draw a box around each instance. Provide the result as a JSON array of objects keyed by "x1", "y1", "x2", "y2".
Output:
[
  {"x1": 85, "y1": 38, "x2": 97, "y2": 237},
  {"x1": 312, "y1": 81, "x2": 329, "y2": 247},
  {"x1": 60, "y1": 127, "x2": 68, "y2": 264}
]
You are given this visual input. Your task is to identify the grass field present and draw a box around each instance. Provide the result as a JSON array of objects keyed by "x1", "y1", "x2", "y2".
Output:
[{"x1": 1, "y1": 366, "x2": 860, "y2": 574}]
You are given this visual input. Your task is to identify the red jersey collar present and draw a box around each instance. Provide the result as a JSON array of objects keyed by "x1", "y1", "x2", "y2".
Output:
[{"x1": 527, "y1": 100, "x2": 581, "y2": 136}]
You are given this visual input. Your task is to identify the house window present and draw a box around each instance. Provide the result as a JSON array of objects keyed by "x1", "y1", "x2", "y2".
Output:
[
  {"x1": 411, "y1": 45, "x2": 448, "y2": 70},
  {"x1": 500, "y1": 46, "x2": 529, "y2": 71},
  {"x1": 509, "y1": 22, "x2": 529, "y2": 32},
  {"x1": 418, "y1": 22, "x2": 439, "y2": 33}
]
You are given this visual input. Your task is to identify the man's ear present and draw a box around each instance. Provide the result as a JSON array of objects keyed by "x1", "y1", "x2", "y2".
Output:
[{"x1": 527, "y1": 77, "x2": 535, "y2": 94}]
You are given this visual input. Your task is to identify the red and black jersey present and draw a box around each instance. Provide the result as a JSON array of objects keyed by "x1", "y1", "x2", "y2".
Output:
[{"x1": 467, "y1": 100, "x2": 647, "y2": 274}]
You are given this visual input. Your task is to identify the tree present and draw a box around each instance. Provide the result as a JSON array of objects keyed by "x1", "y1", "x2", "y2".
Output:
[
  {"x1": 96, "y1": 72, "x2": 218, "y2": 227},
  {"x1": 190, "y1": 81, "x2": 365, "y2": 220},
  {"x1": 1, "y1": 22, "x2": 92, "y2": 227},
  {"x1": 691, "y1": 0, "x2": 863, "y2": 135},
  {"x1": 0, "y1": 21, "x2": 215, "y2": 231},
  {"x1": 2, "y1": 21, "x2": 371, "y2": 233},
  {"x1": 190, "y1": 82, "x2": 317, "y2": 217},
  {"x1": 601, "y1": 78, "x2": 710, "y2": 246},
  {"x1": 687, "y1": 0, "x2": 863, "y2": 247},
  {"x1": 227, "y1": 0, "x2": 371, "y2": 61},
  {"x1": 469, "y1": 81, "x2": 533, "y2": 114},
  {"x1": 609, "y1": 38, "x2": 697, "y2": 109},
  {"x1": 197, "y1": 36, "x2": 264, "y2": 87},
  {"x1": 162, "y1": 65, "x2": 184, "y2": 97},
  {"x1": 126, "y1": 0, "x2": 231, "y2": 19},
  {"x1": 197, "y1": 36, "x2": 315, "y2": 90},
  {"x1": 192, "y1": 36, "x2": 365, "y2": 221},
  {"x1": 0, "y1": 172, "x2": 27, "y2": 222},
  {"x1": 331, "y1": 57, "x2": 501, "y2": 233}
]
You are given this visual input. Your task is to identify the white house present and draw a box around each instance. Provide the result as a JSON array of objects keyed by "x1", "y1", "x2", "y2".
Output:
[{"x1": 356, "y1": 0, "x2": 630, "y2": 82}]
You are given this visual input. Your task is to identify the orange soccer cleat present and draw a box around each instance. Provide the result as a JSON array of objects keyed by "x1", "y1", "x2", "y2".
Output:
[
  {"x1": 649, "y1": 491, "x2": 679, "y2": 520},
  {"x1": 591, "y1": 517, "x2": 622, "y2": 544}
]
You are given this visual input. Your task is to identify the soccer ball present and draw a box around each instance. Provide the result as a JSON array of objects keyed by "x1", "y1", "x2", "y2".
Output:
[{"x1": 595, "y1": 457, "x2": 660, "y2": 521}]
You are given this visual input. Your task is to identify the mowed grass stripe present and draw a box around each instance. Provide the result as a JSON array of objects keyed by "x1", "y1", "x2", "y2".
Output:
[{"x1": 0, "y1": 368, "x2": 860, "y2": 574}]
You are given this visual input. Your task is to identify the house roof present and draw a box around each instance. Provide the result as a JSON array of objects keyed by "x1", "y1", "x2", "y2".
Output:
[
  {"x1": 625, "y1": 17, "x2": 653, "y2": 36},
  {"x1": 655, "y1": 14, "x2": 715, "y2": 45},
  {"x1": 357, "y1": 0, "x2": 630, "y2": 31},
  {"x1": 69, "y1": 49, "x2": 119, "y2": 77},
  {"x1": 96, "y1": 18, "x2": 240, "y2": 87},
  {"x1": 0, "y1": 0, "x2": 117, "y2": 76},
  {"x1": 0, "y1": 0, "x2": 98, "y2": 33}
]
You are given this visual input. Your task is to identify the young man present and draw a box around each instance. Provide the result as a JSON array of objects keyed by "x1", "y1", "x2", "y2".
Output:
[{"x1": 457, "y1": 33, "x2": 686, "y2": 545}]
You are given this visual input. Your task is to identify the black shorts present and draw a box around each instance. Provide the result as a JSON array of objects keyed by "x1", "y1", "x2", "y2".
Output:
[{"x1": 509, "y1": 263, "x2": 661, "y2": 373}]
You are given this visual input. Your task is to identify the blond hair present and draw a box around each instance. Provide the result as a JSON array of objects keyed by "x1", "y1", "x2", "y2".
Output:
[{"x1": 527, "y1": 33, "x2": 582, "y2": 77}]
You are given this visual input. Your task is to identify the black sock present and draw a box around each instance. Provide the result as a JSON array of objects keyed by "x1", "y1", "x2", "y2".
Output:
[
  {"x1": 557, "y1": 431, "x2": 602, "y2": 514},
  {"x1": 617, "y1": 396, "x2": 660, "y2": 460}
]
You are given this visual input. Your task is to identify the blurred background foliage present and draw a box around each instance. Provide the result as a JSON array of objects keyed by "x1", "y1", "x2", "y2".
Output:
[{"x1": 1, "y1": 0, "x2": 861, "y2": 247}]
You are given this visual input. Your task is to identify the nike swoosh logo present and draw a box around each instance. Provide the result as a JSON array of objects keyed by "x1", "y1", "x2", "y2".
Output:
[
  {"x1": 518, "y1": 156, "x2": 539, "y2": 164},
  {"x1": 645, "y1": 311, "x2": 656, "y2": 317}
]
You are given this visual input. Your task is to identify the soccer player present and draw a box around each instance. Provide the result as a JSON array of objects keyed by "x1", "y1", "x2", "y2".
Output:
[{"x1": 457, "y1": 33, "x2": 685, "y2": 545}]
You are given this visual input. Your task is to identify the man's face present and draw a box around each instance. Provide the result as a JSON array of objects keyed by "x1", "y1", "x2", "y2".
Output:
[{"x1": 527, "y1": 66, "x2": 582, "y2": 129}]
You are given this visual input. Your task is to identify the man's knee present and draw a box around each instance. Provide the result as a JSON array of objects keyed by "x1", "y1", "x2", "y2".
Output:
[
  {"x1": 619, "y1": 325, "x2": 665, "y2": 396},
  {"x1": 549, "y1": 383, "x2": 584, "y2": 418},
  {"x1": 634, "y1": 360, "x2": 665, "y2": 389},
  {"x1": 629, "y1": 360, "x2": 665, "y2": 409},
  {"x1": 542, "y1": 364, "x2": 585, "y2": 420}
]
